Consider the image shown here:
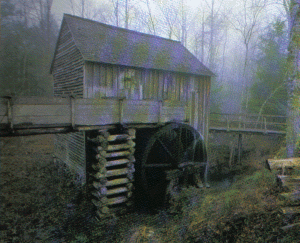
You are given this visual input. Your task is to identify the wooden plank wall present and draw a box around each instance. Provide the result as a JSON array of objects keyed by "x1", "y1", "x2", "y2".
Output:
[
  {"x1": 84, "y1": 63, "x2": 191, "y2": 103},
  {"x1": 0, "y1": 98, "x2": 8, "y2": 124},
  {"x1": 52, "y1": 20, "x2": 84, "y2": 98},
  {"x1": 54, "y1": 132, "x2": 86, "y2": 184}
]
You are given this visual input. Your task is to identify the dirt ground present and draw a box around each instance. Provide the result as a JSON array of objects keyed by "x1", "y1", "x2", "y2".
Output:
[
  {"x1": 0, "y1": 135, "x2": 172, "y2": 242},
  {"x1": 0, "y1": 135, "x2": 77, "y2": 242}
]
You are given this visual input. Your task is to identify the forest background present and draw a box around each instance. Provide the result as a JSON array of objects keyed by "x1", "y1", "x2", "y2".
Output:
[{"x1": 0, "y1": 0, "x2": 291, "y2": 117}]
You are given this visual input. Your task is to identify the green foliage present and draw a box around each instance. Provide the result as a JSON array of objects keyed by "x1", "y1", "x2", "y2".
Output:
[
  {"x1": 248, "y1": 20, "x2": 288, "y2": 116},
  {"x1": 210, "y1": 76, "x2": 223, "y2": 114},
  {"x1": 185, "y1": 169, "x2": 280, "y2": 241}
]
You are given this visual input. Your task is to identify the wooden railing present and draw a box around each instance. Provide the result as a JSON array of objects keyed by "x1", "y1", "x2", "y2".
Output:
[
  {"x1": 0, "y1": 96, "x2": 189, "y2": 136},
  {"x1": 210, "y1": 113, "x2": 287, "y2": 134}
]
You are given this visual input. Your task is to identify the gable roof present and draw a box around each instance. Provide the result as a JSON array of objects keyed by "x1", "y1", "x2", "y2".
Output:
[{"x1": 52, "y1": 14, "x2": 214, "y2": 76}]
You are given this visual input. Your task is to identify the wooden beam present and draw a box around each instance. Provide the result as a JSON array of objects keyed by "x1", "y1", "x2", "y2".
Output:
[
  {"x1": 0, "y1": 97, "x2": 188, "y2": 136},
  {"x1": 267, "y1": 158, "x2": 300, "y2": 171}
]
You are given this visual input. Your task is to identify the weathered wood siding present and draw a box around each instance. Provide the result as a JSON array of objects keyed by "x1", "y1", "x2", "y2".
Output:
[
  {"x1": 54, "y1": 132, "x2": 86, "y2": 184},
  {"x1": 83, "y1": 62, "x2": 211, "y2": 140},
  {"x1": 52, "y1": 20, "x2": 84, "y2": 98},
  {"x1": 83, "y1": 62, "x2": 191, "y2": 102},
  {"x1": 52, "y1": 20, "x2": 85, "y2": 181}
]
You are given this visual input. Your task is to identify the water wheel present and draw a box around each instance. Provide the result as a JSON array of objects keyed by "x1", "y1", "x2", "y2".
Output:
[{"x1": 140, "y1": 122, "x2": 208, "y2": 208}]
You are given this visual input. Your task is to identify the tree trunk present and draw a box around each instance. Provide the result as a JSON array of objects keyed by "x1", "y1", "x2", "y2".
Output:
[
  {"x1": 201, "y1": 12, "x2": 205, "y2": 63},
  {"x1": 286, "y1": 0, "x2": 300, "y2": 158}
]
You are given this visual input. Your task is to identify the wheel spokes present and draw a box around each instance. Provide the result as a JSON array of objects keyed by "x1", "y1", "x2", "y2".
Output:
[
  {"x1": 157, "y1": 137, "x2": 177, "y2": 162},
  {"x1": 141, "y1": 123, "x2": 208, "y2": 205}
]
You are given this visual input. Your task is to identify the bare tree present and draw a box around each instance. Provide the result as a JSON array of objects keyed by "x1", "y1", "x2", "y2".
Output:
[
  {"x1": 111, "y1": 0, "x2": 120, "y2": 26},
  {"x1": 145, "y1": 0, "x2": 156, "y2": 34},
  {"x1": 228, "y1": 0, "x2": 268, "y2": 112},
  {"x1": 155, "y1": 0, "x2": 179, "y2": 38}
]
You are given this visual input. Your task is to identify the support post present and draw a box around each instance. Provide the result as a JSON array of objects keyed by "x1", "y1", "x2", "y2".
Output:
[{"x1": 238, "y1": 133, "x2": 242, "y2": 164}]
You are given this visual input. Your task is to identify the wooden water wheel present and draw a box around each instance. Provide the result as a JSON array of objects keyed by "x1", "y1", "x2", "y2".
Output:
[{"x1": 140, "y1": 122, "x2": 208, "y2": 208}]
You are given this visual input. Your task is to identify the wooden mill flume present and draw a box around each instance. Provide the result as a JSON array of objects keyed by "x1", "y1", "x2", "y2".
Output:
[{"x1": 0, "y1": 14, "x2": 213, "y2": 218}]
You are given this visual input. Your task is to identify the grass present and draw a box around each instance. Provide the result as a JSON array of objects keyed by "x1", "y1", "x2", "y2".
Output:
[{"x1": 2, "y1": 134, "x2": 300, "y2": 242}]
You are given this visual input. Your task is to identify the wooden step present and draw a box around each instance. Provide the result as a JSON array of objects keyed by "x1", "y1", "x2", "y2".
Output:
[
  {"x1": 281, "y1": 222, "x2": 300, "y2": 231},
  {"x1": 278, "y1": 176, "x2": 300, "y2": 190},
  {"x1": 278, "y1": 175, "x2": 300, "y2": 182},
  {"x1": 281, "y1": 206, "x2": 300, "y2": 215},
  {"x1": 279, "y1": 192, "x2": 300, "y2": 202},
  {"x1": 267, "y1": 158, "x2": 300, "y2": 172}
]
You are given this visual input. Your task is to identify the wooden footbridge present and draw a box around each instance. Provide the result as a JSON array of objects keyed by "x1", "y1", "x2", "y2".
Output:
[
  {"x1": 210, "y1": 113, "x2": 287, "y2": 163},
  {"x1": 209, "y1": 113, "x2": 287, "y2": 135}
]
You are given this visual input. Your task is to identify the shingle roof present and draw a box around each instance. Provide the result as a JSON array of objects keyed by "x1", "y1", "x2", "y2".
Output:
[{"x1": 56, "y1": 14, "x2": 214, "y2": 76}]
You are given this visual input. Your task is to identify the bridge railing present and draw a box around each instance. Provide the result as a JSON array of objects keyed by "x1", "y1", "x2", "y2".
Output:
[{"x1": 210, "y1": 113, "x2": 287, "y2": 133}]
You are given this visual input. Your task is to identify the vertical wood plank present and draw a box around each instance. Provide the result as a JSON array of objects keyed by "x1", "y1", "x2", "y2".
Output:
[
  {"x1": 171, "y1": 73, "x2": 175, "y2": 100},
  {"x1": 134, "y1": 69, "x2": 140, "y2": 100},
  {"x1": 93, "y1": 64, "x2": 100, "y2": 97},
  {"x1": 145, "y1": 70, "x2": 150, "y2": 99},
  {"x1": 99, "y1": 65, "x2": 106, "y2": 97},
  {"x1": 158, "y1": 71, "x2": 163, "y2": 100},
  {"x1": 138, "y1": 70, "x2": 143, "y2": 99},
  {"x1": 155, "y1": 71, "x2": 159, "y2": 100},
  {"x1": 83, "y1": 63, "x2": 87, "y2": 98},
  {"x1": 184, "y1": 76, "x2": 188, "y2": 102},
  {"x1": 84, "y1": 63, "x2": 94, "y2": 98},
  {"x1": 175, "y1": 74, "x2": 179, "y2": 101},
  {"x1": 106, "y1": 66, "x2": 113, "y2": 97},
  {"x1": 149, "y1": 70, "x2": 153, "y2": 99},
  {"x1": 163, "y1": 73, "x2": 167, "y2": 100},
  {"x1": 112, "y1": 66, "x2": 118, "y2": 97}
]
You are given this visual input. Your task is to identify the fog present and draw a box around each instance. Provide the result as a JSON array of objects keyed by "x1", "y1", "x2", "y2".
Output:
[{"x1": 1, "y1": 0, "x2": 288, "y2": 115}]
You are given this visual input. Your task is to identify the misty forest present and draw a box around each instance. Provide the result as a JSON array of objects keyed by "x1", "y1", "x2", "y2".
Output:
[{"x1": 1, "y1": 0, "x2": 300, "y2": 242}]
